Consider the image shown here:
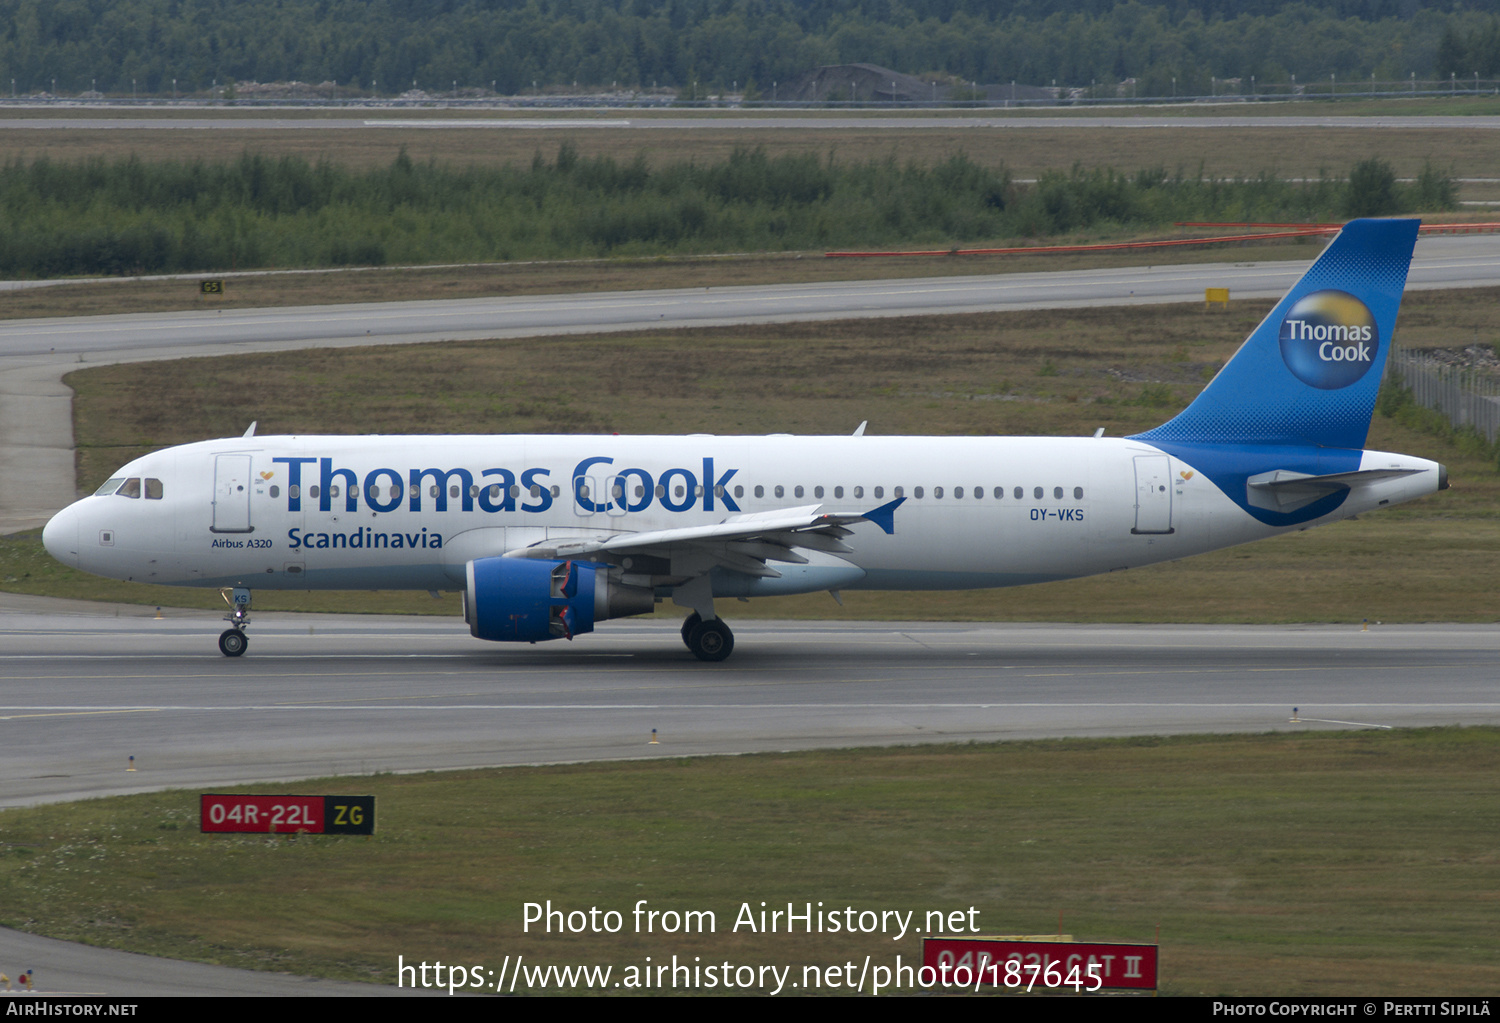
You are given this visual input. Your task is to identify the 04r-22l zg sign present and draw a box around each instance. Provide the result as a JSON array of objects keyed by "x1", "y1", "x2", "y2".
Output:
[{"x1": 200, "y1": 794, "x2": 375, "y2": 834}]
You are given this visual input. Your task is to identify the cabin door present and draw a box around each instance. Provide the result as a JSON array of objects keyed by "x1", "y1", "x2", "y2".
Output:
[
  {"x1": 1131, "y1": 454, "x2": 1175, "y2": 535},
  {"x1": 212, "y1": 454, "x2": 254, "y2": 533}
]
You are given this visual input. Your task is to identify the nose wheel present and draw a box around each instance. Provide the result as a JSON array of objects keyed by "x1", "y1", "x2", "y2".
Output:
[
  {"x1": 218, "y1": 587, "x2": 252, "y2": 657},
  {"x1": 218, "y1": 628, "x2": 248, "y2": 657}
]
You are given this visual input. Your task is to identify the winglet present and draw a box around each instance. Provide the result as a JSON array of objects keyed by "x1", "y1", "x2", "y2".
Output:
[{"x1": 859, "y1": 496, "x2": 906, "y2": 535}]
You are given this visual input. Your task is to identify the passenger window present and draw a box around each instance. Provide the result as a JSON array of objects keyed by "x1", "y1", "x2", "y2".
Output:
[
  {"x1": 614, "y1": 483, "x2": 626, "y2": 500},
  {"x1": 636, "y1": 485, "x2": 645, "y2": 498},
  {"x1": 550, "y1": 486, "x2": 560, "y2": 498},
  {"x1": 993, "y1": 487, "x2": 1001, "y2": 499},
  {"x1": 754, "y1": 485, "x2": 764, "y2": 498},
  {"x1": 289, "y1": 484, "x2": 300, "y2": 500},
  {"x1": 1054, "y1": 486, "x2": 1063, "y2": 499},
  {"x1": 912, "y1": 486, "x2": 922, "y2": 499},
  {"x1": 1014, "y1": 486, "x2": 1023, "y2": 499},
  {"x1": 95, "y1": 477, "x2": 124, "y2": 496},
  {"x1": 429, "y1": 485, "x2": 439, "y2": 498},
  {"x1": 675, "y1": 485, "x2": 686, "y2": 498},
  {"x1": 734, "y1": 485, "x2": 744, "y2": 498},
  {"x1": 873, "y1": 486, "x2": 883, "y2": 498},
  {"x1": 774, "y1": 485, "x2": 784, "y2": 498},
  {"x1": 834, "y1": 486, "x2": 844, "y2": 499},
  {"x1": 794, "y1": 485, "x2": 804, "y2": 498},
  {"x1": 450, "y1": 485, "x2": 460, "y2": 499},
  {"x1": 509, "y1": 485, "x2": 520, "y2": 498},
  {"x1": 145, "y1": 478, "x2": 163, "y2": 500},
  {"x1": 935, "y1": 487, "x2": 944, "y2": 499},
  {"x1": 270, "y1": 485, "x2": 280, "y2": 498},
  {"x1": 491, "y1": 485, "x2": 503, "y2": 499},
  {"x1": 330, "y1": 485, "x2": 340, "y2": 498},
  {"x1": 895, "y1": 486, "x2": 905, "y2": 498},
  {"x1": 391, "y1": 485, "x2": 402, "y2": 500},
  {"x1": 531, "y1": 485, "x2": 541, "y2": 498},
  {"x1": 409, "y1": 484, "x2": 420, "y2": 500},
  {"x1": 309, "y1": 485, "x2": 320, "y2": 500},
  {"x1": 1034, "y1": 487, "x2": 1043, "y2": 499},
  {"x1": 854, "y1": 486, "x2": 864, "y2": 498},
  {"x1": 1074, "y1": 486, "x2": 1084, "y2": 499}
]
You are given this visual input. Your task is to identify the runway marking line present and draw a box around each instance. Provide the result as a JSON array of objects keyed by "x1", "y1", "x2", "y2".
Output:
[{"x1": 0, "y1": 708, "x2": 160, "y2": 720}]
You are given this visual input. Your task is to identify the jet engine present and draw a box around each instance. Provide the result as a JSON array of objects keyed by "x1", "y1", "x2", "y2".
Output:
[{"x1": 463, "y1": 557, "x2": 655, "y2": 642}]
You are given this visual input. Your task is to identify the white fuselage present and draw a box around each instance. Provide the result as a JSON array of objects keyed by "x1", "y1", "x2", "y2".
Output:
[{"x1": 42, "y1": 433, "x2": 1443, "y2": 599}]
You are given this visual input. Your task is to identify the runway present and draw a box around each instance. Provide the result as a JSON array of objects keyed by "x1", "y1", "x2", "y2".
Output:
[
  {"x1": 3, "y1": 595, "x2": 1496, "y2": 809},
  {"x1": 10, "y1": 114, "x2": 1500, "y2": 131}
]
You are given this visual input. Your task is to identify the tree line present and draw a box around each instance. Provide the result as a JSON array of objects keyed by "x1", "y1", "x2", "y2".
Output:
[
  {"x1": 0, "y1": 148, "x2": 1452, "y2": 277},
  {"x1": 0, "y1": 0, "x2": 1495, "y2": 98}
]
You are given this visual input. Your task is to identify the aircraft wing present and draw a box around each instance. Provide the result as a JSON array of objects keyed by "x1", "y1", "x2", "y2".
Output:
[{"x1": 502, "y1": 498, "x2": 906, "y2": 578}]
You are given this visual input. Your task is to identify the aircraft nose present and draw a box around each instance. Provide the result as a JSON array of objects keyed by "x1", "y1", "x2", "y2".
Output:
[{"x1": 42, "y1": 503, "x2": 80, "y2": 568}]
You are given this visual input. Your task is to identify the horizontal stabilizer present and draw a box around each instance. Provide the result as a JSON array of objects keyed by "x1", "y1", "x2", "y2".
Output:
[{"x1": 1246, "y1": 467, "x2": 1423, "y2": 512}]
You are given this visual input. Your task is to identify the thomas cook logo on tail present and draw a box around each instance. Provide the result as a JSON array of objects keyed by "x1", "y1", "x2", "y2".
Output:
[{"x1": 1278, "y1": 289, "x2": 1379, "y2": 390}]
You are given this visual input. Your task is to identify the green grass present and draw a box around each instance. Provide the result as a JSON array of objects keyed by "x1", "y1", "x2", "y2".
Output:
[{"x1": 1, "y1": 729, "x2": 1495, "y2": 994}]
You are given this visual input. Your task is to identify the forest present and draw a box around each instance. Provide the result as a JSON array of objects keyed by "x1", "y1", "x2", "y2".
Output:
[{"x1": 0, "y1": 0, "x2": 1495, "y2": 97}]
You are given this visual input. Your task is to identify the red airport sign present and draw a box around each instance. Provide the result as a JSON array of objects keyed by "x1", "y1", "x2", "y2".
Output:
[
  {"x1": 923, "y1": 937, "x2": 1157, "y2": 992},
  {"x1": 200, "y1": 794, "x2": 374, "y2": 835}
]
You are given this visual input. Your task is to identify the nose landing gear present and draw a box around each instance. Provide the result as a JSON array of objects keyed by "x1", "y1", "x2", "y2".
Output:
[{"x1": 218, "y1": 587, "x2": 252, "y2": 657}]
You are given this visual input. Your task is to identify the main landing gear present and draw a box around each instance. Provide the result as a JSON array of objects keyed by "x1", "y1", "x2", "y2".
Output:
[
  {"x1": 218, "y1": 587, "x2": 252, "y2": 657},
  {"x1": 680, "y1": 611, "x2": 734, "y2": 662}
]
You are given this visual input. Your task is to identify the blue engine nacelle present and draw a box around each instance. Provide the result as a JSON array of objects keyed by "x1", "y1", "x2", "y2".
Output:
[{"x1": 463, "y1": 557, "x2": 655, "y2": 643}]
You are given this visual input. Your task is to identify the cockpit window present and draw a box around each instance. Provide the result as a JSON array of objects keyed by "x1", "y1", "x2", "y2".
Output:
[
  {"x1": 145, "y1": 478, "x2": 164, "y2": 500},
  {"x1": 118, "y1": 478, "x2": 141, "y2": 499},
  {"x1": 94, "y1": 477, "x2": 125, "y2": 496}
]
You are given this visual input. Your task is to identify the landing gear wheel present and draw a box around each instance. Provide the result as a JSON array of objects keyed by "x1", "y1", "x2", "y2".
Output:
[
  {"x1": 686, "y1": 618, "x2": 734, "y2": 662},
  {"x1": 218, "y1": 629, "x2": 248, "y2": 657},
  {"x1": 680, "y1": 612, "x2": 702, "y2": 649}
]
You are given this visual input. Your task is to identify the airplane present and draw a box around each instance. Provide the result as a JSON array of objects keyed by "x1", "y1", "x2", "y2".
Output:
[{"x1": 42, "y1": 217, "x2": 1445, "y2": 661}]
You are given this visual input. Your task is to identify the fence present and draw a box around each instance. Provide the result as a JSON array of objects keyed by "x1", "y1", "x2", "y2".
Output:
[{"x1": 1387, "y1": 347, "x2": 1500, "y2": 444}]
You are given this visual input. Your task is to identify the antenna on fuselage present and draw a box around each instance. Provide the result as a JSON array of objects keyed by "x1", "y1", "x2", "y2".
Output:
[
  {"x1": 242, "y1": 421, "x2": 257, "y2": 438},
  {"x1": 852, "y1": 421, "x2": 867, "y2": 437}
]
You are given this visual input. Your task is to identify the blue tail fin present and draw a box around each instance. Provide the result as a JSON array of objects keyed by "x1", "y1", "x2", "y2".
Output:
[{"x1": 1132, "y1": 218, "x2": 1419, "y2": 451}]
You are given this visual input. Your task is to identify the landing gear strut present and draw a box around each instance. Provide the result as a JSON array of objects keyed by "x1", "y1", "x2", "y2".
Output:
[
  {"x1": 218, "y1": 587, "x2": 252, "y2": 657},
  {"x1": 683, "y1": 614, "x2": 734, "y2": 662}
]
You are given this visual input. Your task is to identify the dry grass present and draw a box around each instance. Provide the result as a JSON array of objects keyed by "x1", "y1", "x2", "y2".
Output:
[{"x1": 2, "y1": 122, "x2": 1497, "y2": 183}]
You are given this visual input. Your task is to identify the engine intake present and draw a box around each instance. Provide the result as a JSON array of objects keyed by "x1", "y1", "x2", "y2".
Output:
[{"x1": 464, "y1": 557, "x2": 654, "y2": 642}]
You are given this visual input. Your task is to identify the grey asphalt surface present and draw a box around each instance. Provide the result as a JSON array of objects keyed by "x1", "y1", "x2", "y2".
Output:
[
  {"x1": 4, "y1": 598, "x2": 1496, "y2": 810},
  {"x1": 8, "y1": 114, "x2": 1500, "y2": 131}
]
